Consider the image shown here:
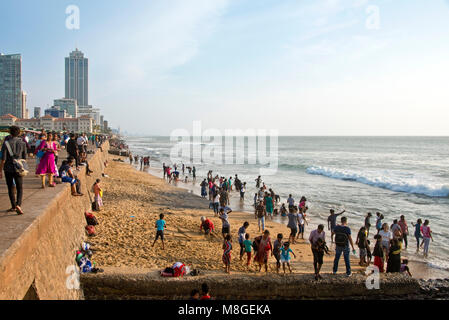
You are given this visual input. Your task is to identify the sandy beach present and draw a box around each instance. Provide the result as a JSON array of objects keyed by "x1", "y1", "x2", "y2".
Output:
[{"x1": 90, "y1": 158, "x2": 367, "y2": 277}]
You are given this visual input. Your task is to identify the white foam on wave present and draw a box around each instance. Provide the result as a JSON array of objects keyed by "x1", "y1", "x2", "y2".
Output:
[{"x1": 306, "y1": 166, "x2": 449, "y2": 197}]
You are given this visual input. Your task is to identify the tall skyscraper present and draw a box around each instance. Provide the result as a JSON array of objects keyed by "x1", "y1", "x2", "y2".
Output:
[
  {"x1": 65, "y1": 49, "x2": 88, "y2": 107},
  {"x1": 0, "y1": 53, "x2": 22, "y2": 117}
]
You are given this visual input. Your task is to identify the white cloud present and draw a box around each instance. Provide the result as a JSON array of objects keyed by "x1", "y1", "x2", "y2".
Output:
[{"x1": 95, "y1": 0, "x2": 229, "y2": 92}]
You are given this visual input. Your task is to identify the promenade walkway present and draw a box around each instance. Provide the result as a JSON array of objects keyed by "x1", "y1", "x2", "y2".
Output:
[{"x1": 0, "y1": 145, "x2": 95, "y2": 258}]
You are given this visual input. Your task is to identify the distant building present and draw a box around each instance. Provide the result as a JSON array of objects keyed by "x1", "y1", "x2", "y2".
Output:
[
  {"x1": 21, "y1": 91, "x2": 27, "y2": 118},
  {"x1": 53, "y1": 98, "x2": 78, "y2": 117},
  {"x1": 100, "y1": 115, "x2": 104, "y2": 130},
  {"x1": 65, "y1": 49, "x2": 88, "y2": 107},
  {"x1": 0, "y1": 53, "x2": 22, "y2": 117},
  {"x1": 103, "y1": 120, "x2": 109, "y2": 131},
  {"x1": 78, "y1": 105, "x2": 100, "y2": 125},
  {"x1": 0, "y1": 114, "x2": 93, "y2": 133},
  {"x1": 34, "y1": 107, "x2": 41, "y2": 118},
  {"x1": 44, "y1": 106, "x2": 68, "y2": 118}
]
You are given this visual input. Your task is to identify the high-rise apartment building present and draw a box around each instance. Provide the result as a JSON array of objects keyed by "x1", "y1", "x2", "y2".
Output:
[
  {"x1": 65, "y1": 49, "x2": 88, "y2": 106},
  {"x1": 0, "y1": 53, "x2": 22, "y2": 117}
]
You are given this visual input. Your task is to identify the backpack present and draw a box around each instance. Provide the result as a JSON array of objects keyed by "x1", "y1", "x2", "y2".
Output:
[
  {"x1": 85, "y1": 225, "x2": 96, "y2": 237},
  {"x1": 335, "y1": 230, "x2": 348, "y2": 248},
  {"x1": 85, "y1": 212, "x2": 98, "y2": 226},
  {"x1": 4, "y1": 141, "x2": 29, "y2": 177}
]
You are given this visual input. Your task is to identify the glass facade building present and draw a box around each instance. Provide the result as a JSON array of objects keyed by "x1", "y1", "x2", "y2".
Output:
[
  {"x1": 54, "y1": 98, "x2": 78, "y2": 118},
  {"x1": 0, "y1": 53, "x2": 22, "y2": 117},
  {"x1": 65, "y1": 49, "x2": 88, "y2": 107}
]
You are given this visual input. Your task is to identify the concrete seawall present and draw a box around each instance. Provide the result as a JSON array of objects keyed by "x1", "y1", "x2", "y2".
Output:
[
  {"x1": 0, "y1": 142, "x2": 109, "y2": 300},
  {"x1": 81, "y1": 268, "x2": 421, "y2": 300}
]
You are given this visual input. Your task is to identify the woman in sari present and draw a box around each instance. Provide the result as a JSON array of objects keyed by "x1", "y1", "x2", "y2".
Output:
[
  {"x1": 254, "y1": 230, "x2": 272, "y2": 272},
  {"x1": 35, "y1": 133, "x2": 57, "y2": 188}
]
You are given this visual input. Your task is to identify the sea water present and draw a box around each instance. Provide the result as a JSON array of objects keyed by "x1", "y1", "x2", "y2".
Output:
[{"x1": 125, "y1": 136, "x2": 449, "y2": 274}]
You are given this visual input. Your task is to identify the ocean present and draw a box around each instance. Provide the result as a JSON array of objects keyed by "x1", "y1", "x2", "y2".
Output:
[{"x1": 125, "y1": 136, "x2": 449, "y2": 276}]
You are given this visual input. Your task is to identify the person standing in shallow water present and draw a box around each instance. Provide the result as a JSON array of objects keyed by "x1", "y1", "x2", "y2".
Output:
[
  {"x1": 420, "y1": 220, "x2": 433, "y2": 257},
  {"x1": 365, "y1": 212, "x2": 372, "y2": 237},
  {"x1": 413, "y1": 219, "x2": 423, "y2": 253},
  {"x1": 398, "y1": 215, "x2": 409, "y2": 249},
  {"x1": 265, "y1": 193, "x2": 274, "y2": 220}
]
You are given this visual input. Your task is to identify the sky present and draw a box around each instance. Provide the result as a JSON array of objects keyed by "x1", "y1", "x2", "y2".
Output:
[{"x1": 1, "y1": 0, "x2": 449, "y2": 136}]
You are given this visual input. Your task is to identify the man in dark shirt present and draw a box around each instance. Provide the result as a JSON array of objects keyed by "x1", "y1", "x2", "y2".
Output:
[
  {"x1": 0, "y1": 126, "x2": 27, "y2": 215},
  {"x1": 66, "y1": 133, "x2": 79, "y2": 169},
  {"x1": 327, "y1": 209, "x2": 345, "y2": 243},
  {"x1": 332, "y1": 216, "x2": 356, "y2": 277}
]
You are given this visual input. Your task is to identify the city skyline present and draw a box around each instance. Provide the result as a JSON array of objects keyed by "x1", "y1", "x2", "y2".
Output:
[{"x1": 1, "y1": 0, "x2": 449, "y2": 135}]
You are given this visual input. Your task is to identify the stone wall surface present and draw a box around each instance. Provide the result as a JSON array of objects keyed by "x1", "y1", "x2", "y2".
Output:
[
  {"x1": 0, "y1": 142, "x2": 109, "y2": 300},
  {"x1": 81, "y1": 267, "x2": 421, "y2": 300}
]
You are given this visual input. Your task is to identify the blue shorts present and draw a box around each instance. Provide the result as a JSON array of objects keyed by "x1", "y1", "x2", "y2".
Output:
[{"x1": 62, "y1": 176, "x2": 76, "y2": 185}]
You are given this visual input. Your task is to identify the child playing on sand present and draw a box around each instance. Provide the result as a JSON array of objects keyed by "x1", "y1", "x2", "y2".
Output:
[
  {"x1": 400, "y1": 259, "x2": 412, "y2": 277},
  {"x1": 92, "y1": 179, "x2": 103, "y2": 211},
  {"x1": 280, "y1": 242, "x2": 296, "y2": 273},
  {"x1": 200, "y1": 216, "x2": 215, "y2": 235},
  {"x1": 273, "y1": 233, "x2": 283, "y2": 274},
  {"x1": 152, "y1": 214, "x2": 166, "y2": 249},
  {"x1": 243, "y1": 233, "x2": 252, "y2": 267},
  {"x1": 222, "y1": 235, "x2": 232, "y2": 274}
]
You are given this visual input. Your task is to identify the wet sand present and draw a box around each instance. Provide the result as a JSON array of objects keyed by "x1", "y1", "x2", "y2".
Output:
[
  {"x1": 90, "y1": 158, "x2": 448, "y2": 281},
  {"x1": 139, "y1": 163, "x2": 449, "y2": 280}
]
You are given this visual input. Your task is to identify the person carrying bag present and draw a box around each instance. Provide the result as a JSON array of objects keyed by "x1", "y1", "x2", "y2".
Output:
[{"x1": 0, "y1": 126, "x2": 28, "y2": 215}]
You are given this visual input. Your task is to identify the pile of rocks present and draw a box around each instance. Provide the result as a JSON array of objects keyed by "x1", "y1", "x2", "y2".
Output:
[{"x1": 417, "y1": 278, "x2": 449, "y2": 299}]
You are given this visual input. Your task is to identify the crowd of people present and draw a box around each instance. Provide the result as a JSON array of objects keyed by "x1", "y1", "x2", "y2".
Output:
[
  {"x1": 151, "y1": 162, "x2": 433, "y2": 280},
  {"x1": 0, "y1": 125, "x2": 108, "y2": 215}
]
